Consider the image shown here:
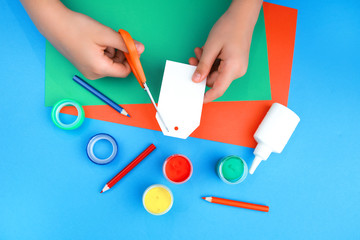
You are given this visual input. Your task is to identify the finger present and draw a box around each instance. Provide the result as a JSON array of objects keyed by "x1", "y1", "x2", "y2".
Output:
[
  {"x1": 133, "y1": 39, "x2": 145, "y2": 55},
  {"x1": 189, "y1": 57, "x2": 199, "y2": 66},
  {"x1": 194, "y1": 47, "x2": 203, "y2": 60},
  {"x1": 113, "y1": 50, "x2": 126, "y2": 63},
  {"x1": 102, "y1": 57, "x2": 132, "y2": 78},
  {"x1": 99, "y1": 27, "x2": 145, "y2": 55},
  {"x1": 192, "y1": 40, "x2": 221, "y2": 83},
  {"x1": 206, "y1": 71, "x2": 219, "y2": 87},
  {"x1": 104, "y1": 47, "x2": 116, "y2": 58},
  {"x1": 188, "y1": 47, "x2": 202, "y2": 65},
  {"x1": 203, "y1": 64, "x2": 234, "y2": 103},
  {"x1": 195, "y1": 47, "x2": 221, "y2": 75}
]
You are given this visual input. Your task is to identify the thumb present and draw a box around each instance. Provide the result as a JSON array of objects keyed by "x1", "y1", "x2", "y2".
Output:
[
  {"x1": 192, "y1": 43, "x2": 220, "y2": 83},
  {"x1": 100, "y1": 27, "x2": 145, "y2": 55}
]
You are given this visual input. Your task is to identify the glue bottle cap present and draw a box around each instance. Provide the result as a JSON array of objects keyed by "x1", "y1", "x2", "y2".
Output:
[
  {"x1": 249, "y1": 156, "x2": 262, "y2": 175},
  {"x1": 250, "y1": 143, "x2": 273, "y2": 174}
]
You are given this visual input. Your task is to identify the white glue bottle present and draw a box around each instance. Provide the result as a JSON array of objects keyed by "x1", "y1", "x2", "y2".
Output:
[{"x1": 249, "y1": 103, "x2": 300, "y2": 174}]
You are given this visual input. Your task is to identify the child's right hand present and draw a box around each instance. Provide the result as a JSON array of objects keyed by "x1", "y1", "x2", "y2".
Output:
[
  {"x1": 55, "y1": 10, "x2": 145, "y2": 80},
  {"x1": 21, "y1": 0, "x2": 144, "y2": 80}
]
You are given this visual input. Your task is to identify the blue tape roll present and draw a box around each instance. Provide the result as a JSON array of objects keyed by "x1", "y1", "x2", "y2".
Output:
[{"x1": 87, "y1": 133, "x2": 118, "y2": 165}]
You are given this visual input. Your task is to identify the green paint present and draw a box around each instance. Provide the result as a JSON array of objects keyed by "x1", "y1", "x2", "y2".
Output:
[
  {"x1": 45, "y1": 0, "x2": 270, "y2": 106},
  {"x1": 221, "y1": 156, "x2": 244, "y2": 182}
]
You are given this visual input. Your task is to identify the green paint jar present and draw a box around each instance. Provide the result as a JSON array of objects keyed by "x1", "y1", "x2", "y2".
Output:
[{"x1": 216, "y1": 155, "x2": 248, "y2": 184}]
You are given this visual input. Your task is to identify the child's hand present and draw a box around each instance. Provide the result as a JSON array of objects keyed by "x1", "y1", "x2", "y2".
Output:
[
  {"x1": 21, "y1": 0, "x2": 144, "y2": 80},
  {"x1": 189, "y1": 0, "x2": 262, "y2": 103},
  {"x1": 54, "y1": 11, "x2": 145, "y2": 80},
  {"x1": 51, "y1": 9, "x2": 145, "y2": 80}
]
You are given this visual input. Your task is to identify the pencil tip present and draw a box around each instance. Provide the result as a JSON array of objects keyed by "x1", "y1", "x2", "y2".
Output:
[
  {"x1": 202, "y1": 197, "x2": 212, "y2": 202},
  {"x1": 121, "y1": 109, "x2": 130, "y2": 117},
  {"x1": 101, "y1": 185, "x2": 110, "y2": 193}
]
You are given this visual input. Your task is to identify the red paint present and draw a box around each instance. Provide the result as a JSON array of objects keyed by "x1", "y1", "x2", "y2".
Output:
[{"x1": 163, "y1": 155, "x2": 192, "y2": 183}]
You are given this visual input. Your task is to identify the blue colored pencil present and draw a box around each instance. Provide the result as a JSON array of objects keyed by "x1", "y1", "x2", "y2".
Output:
[{"x1": 72, "y1": 75, "x2": 130, "y2": 117}]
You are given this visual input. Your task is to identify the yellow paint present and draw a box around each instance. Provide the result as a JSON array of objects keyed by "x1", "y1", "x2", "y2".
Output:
[{"x1": 144, "y1": 186, "x2": 172, "y2": 215}]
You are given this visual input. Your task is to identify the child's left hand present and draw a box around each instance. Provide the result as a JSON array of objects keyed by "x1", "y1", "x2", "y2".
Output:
[{"x1": 189, "y1": 0, "x2": 262, "y2": 103}]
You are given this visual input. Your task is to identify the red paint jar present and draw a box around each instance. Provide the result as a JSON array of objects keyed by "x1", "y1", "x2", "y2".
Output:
[{"x1": 163, "y1": 154, "x2": 193, "y2": 184}]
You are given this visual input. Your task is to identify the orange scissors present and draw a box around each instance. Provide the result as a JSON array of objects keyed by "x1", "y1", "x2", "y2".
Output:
[{"x1": 119, "y1": 29, "x2": 169, "y2": 131}]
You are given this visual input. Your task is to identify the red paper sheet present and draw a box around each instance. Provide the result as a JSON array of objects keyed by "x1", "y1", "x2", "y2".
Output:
[{"x1": 62, "y1": 2, "x2": 297, "y2": 148}]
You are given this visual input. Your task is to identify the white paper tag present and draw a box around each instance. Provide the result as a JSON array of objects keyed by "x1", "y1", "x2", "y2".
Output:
[{"x1": 156, "y1": 60, "x2": 206, "y2": 139}]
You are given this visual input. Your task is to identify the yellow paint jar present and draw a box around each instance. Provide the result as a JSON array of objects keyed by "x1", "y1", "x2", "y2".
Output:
[{"x1": 142, "y1": 184, "x2": 173, "y2": 215}]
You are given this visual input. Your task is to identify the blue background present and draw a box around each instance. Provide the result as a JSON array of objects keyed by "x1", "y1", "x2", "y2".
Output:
[{"x1": 1, "y1": 0, "x2": 359, "y2": 239}]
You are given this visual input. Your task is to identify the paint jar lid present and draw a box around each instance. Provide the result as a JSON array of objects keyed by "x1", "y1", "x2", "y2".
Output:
[
  {"x1": 216, "y1": 155, "x2": 248, "y2": 184},
  {"x1": 163, "y1": 154, "x2": 193, "y2": 184},
  {"x1": 142, "y1": 184, "x2": 173, "y2": 215}
]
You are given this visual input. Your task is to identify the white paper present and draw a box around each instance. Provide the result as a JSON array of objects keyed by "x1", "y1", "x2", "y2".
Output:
[{"x1": 156, "y1": 60, "x2": 206, "y2": 139}]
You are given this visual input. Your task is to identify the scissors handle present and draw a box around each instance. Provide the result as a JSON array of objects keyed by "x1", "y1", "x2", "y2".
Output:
[{"x1": 118, "y1": 29, "x2": 146, "y2": 88}]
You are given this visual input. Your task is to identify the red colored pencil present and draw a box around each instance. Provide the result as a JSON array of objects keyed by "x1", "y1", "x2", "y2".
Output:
[
  {"x1": 101, "y1": 144, "x2": 156, "y2": 193},
  {"x1": 202, "y1": 196, "x2": 269, "y2": 212}
]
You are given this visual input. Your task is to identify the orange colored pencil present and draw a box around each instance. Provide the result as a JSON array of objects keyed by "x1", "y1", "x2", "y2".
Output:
[{"x1": 202, "y1": 196, "x2": 269, "y2": 212}]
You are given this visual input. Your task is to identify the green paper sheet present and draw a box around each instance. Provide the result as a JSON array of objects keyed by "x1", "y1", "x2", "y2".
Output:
[{"x1": 45, "y1": 0, "x2": 270, "y2": 106}]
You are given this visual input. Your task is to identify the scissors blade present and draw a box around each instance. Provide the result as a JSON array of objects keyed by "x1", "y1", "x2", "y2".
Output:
[{"x1": 143, "y1": 83, "x2": 169, "y2": 132}]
